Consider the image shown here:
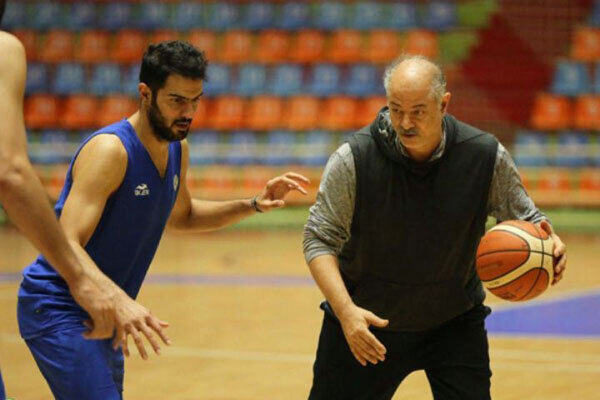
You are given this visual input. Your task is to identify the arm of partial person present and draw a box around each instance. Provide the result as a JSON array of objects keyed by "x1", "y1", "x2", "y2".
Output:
[
  {"x1": 0, "y1": 32, "x2": 117, "y2": 338},
  {"x1": 488, "y1": 143, "x2": 567, "y2": 284},
  {"x1": 168, "y1": 140, "x2": 309, "y2": 232},
  {"x1": 60, "y1": 134, "x2": 170, "y2": 359},
  {"x1": 303, "y1": 143, "x2": 388, "y2": 366}
]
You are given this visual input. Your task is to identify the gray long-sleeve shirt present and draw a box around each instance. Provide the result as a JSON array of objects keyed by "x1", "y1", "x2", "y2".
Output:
[{"x1": 303, "y1": 138, "x2": 547, "y2": 264}]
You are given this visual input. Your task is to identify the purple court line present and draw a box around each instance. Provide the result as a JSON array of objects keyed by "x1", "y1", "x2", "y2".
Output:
[{"x1": 0, "y1": 272, "x2": 316, "y2": 286}]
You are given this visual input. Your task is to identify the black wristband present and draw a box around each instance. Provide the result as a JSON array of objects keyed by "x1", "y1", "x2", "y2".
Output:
[{"x1": 251, "y1": 196, "x2": 263, "y2": 213}]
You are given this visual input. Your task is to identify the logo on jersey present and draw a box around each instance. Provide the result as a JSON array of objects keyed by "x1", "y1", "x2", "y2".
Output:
[
  {"x1": 173, "y1": 175, "x2": 179, "y2": 191},
  {"x1": 134, "y1": 183, "x2": 150, "y2": 196}
]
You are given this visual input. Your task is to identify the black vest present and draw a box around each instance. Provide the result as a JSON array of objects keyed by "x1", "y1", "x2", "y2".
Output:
[{"x1": 338, "y1": 113, "x2": 498, "y2": 331}]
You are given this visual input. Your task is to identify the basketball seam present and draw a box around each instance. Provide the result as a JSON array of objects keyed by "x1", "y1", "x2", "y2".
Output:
[
  {"x1": 477, "y1": 249, "x2": 552, "y2": 258},
  {"x1": 486, "y1": 267, "x2": 544, "y2": 289},
  {"x1": 477, "y1": 250, "x2": 551, "y2": 282}
]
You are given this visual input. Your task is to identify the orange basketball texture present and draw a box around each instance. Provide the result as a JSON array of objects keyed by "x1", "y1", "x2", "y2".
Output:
[{"x1": 476, "y1": 220, "x2": 554, "y2": 302}]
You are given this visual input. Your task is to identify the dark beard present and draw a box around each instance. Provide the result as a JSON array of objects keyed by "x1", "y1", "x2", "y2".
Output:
[{"x1": 147, "y1": 98, "x2": 191, "y2": 142}]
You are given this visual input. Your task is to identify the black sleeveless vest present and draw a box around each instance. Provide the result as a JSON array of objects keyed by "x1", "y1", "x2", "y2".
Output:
[{"x1": 338, "y1": 113, "x2": 498, "y2": 331}]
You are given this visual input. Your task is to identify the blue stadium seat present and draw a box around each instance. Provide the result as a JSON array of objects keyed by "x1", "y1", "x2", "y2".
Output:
[
  {"x1": 122, "y1": 64, "x2": 141, "y2": 97},
  {"x1": 99, "y1": 2, "x2": 133, "y2": 31},
  {"x1": 277, "y1": 2, "x2": 311, "y2": 30},
  {"x1": 589, "y1": 0, "x2": 600, "y2": 26},
  {"x1": 551, "y1": 60, "x2": 590, "y2": 96},
  {"x1": 313, "y1": 2, "x2": 346, "y2": 30},
  {"x1": 269, "y1": 64, "x2": 303, "y2": 97},
  {"x1": 308, "y1": 64, "x2": 341, "y2": 97},
  {"x1": 592, "y1": 62, "x2": 600, "y2": 94},
  {"x1": 384, "y1": 3, "x2": 417, "y2": 30},
  {"x1": 297, "y1": 131, "x2": 333, "y2": 166},
  {"x1": 135, "y1": 2, "x2": 170, "y2": 31},
  {"x1": 38, "y1": 130, "x2": 70, "y2": 164},
  {"x1": 422, "y1": 1, "x2": 458, "y2": 31},
  {"x1": 513, "y1": 131, "x2": 549, "y2": 167},
  {"x1": 242, "y1": 2, "x2": 275, "y2": 30},
  {"x1": 345, "y1": 65, "x2": 382, "y2": 97},
  {"x1": 235, "y1": 64, "x2": 267, "y2": 96},
  {"x1": 25, "y1": 63, "x2": 49, "y2": 94},
  {"x1": 171, "y1": 2, "x2": 205, "y2": 31},
  {"x1": 2, "y1": 1, "x2": 26, "y2": 30},
  {"x1": 52, "y1": 63, "x2": 86, "y2": 95},
  {"x1": 555, "y1": 131, "x2": 590, "y2": 167},
  {"x1": 67, "y1": 2, "x2": 97, "y2": 31},
  {"x1": 348, "y1": 1, "x2": 383, "y2": 31},
  {"x1": 89, "y1": 64, "x2": 122, "y2": 96},
  {"x1": 189, "y1": 131, "x2": 220, "y2": 165},
  {"x1": 29, "y1": 1, "x2": 62, "y2": 30},
  {"x1": 225, "y1": 131, "x2": 257, "y2": 165},
  {"x1": 204, "y1": 64, "x2": 231, "y2": 96},
  {"x1": 207, "y1": 3, "x2": 240, "y2": 31},
  {"x1": 263, "y1": 131, "x2": 296, "y2": 165}
]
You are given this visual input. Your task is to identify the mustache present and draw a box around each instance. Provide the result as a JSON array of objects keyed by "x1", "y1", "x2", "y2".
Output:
[{"x1": 398, "y1": 128, "x2": 418, "y2": 136}]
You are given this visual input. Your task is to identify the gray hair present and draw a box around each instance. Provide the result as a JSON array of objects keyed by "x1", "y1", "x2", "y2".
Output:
[{"x1": 383, "y1": 55, "x2": 447, "y2": 103}]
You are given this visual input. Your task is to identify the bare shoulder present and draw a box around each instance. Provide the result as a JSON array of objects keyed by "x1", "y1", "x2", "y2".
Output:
[
  {"x1": 179, "y1": 138, "x2": 189, "y2": 154},
  {"x1": 79, "y1": 134, "x2": 128, "y2": 165},
  {"x1": 74, "y1": 134, "x2": 128, "y2": 189}
]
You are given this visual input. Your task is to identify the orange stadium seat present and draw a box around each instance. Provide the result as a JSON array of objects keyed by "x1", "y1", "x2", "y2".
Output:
[
  {"x1": 190, "y1": 98, "x2": 209, "y2": 130},
  {"x1": 530, "y1": 93, "x2": 572, "y2": 130},
  {"x1": 284, "y1": 96, "x2": 320, "y2": 131},
  {"x1": 290, "y1": 30, "x2": 325, "y2": 64},
  {"x1": 573, "y1": 96, "x2": 600, "y2": 130},
  {"x1": 75, "y1": 31, "x2": 110, "y2": 64},
  {"x1": 328, "y1": 30, "x2": 363, "y2": 63},
  {"x1": 95, "y1": 95, "x2": 138, "y2": 128},
  {"x1": 24, "y1": 94, "x2": 60, "y2": 129},
  {"x1": 364, "y1": 30, "x2": 402, "y2": 64},
  {"x1": 404, "y1": 30, "x2": 439, "y2": 59},
  {"x1": 110, "y1": 30, "x2": 147, "y2": 64},
  {"x1": 187, "y1": 30, "x2": 217, "y2": 62},
  {"x1": 356, "y1": 96, "x2": 387, "y2": 128},
  {"x1": 537, "y1": 169, "x2": 571, "y2": 192},
  {"x1": 149, "y1": 30, "x2": 180, "y2": 45},
  {"x1": 571, "y1": 27, "x2": 600, "y2": 62},
  {"x1": 246, "y1": 96, "x2": 283, "y2": 131},
  {"x1": 254, "y1": 30, "x2": 290, "y2": 64},
  {"x1": 218, "y1": 31, "x2": 253, "y2": 64},
  {"x1": 61, "y1": 95, "x2": 98, "y2": 130},
  {"x1": 580, "y1": 169, "x2": 600, "y2": 191},
  {"x1": 39, "y1": 30, "x2": 74, "y2": 63},
  {"x1": 208, "y1": 96, "x2": 245, "y2": 131},
  {"x1": 12, "y1": 30, "x2": 38, "y2": 61},
  {"x1": 320, "y1": 97, "x2": 359, "y2": 131}
]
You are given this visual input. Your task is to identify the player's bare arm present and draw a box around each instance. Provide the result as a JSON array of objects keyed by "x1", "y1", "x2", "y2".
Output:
[
  {"x1": 61, "y1": 134, "x2": 171, "y2": 359},
  {"x1": 168, "y1": 139, "x2": 310, "y2": 232},
  {"x1": 0, "y1": 32, "x2": 118, "y2": 339}
]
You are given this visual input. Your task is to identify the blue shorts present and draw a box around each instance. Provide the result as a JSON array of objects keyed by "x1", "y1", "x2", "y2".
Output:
[{"x1": 24, "y1": 328, "x2": 124, "y2": 400}]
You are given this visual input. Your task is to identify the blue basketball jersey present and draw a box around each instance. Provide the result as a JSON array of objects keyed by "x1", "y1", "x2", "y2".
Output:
[{"x1": 18, "y1": 119, "x2": 182, "y2": 338}]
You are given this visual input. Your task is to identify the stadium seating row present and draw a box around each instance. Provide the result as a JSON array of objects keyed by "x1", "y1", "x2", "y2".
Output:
[
  {"x1": 551, "y1": 60, "x2": 600, "y2": 96},
  {"x1": 13, "y1": 29, "x2": 440, "y2": 64},
  {"x1": 514, "y1": 131, "x2": 600, "y2": 167},
  {"x1": 24, "y1": 94, "x2": 387, "y2": 132},
  {"x1": 28, "y1": 130, "x2": 341, "y2": 167},
  {"x1": 530, "y1": 93, "x2": 600, "y2": 130},
  {"x1": 4, "y1": 1, "x2": 459, "y2": 32},
  {"x1": 26, "y1": 62, "x2": 387, "y2": 97}
]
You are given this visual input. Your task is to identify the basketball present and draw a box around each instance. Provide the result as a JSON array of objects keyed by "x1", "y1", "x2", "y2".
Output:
[{"x1": 476, "y1": 220, "x2": 555, "y2": 302}]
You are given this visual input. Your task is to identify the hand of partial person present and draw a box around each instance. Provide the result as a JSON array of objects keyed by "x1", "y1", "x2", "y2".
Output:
[
  {"x1": 539, "y1": 220, "x2": 567, "y2": 285},
  {"x1": 255, "y1": 172, "x2": 310, "y2": 212},
  {"x1": 109, "y1": 292, "x2": 171, "y2": 360},
  {"x1": 337, "y1": 304, "x2": 389, "y2": 367},
  {"x1": 69, "y1": 273, "x2": 117, "y2": 340}
]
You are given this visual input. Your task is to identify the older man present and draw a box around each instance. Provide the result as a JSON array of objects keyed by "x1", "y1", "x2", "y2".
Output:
[{"x1": 304, "y1": 55, "x2": 567, "y2": 399}]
